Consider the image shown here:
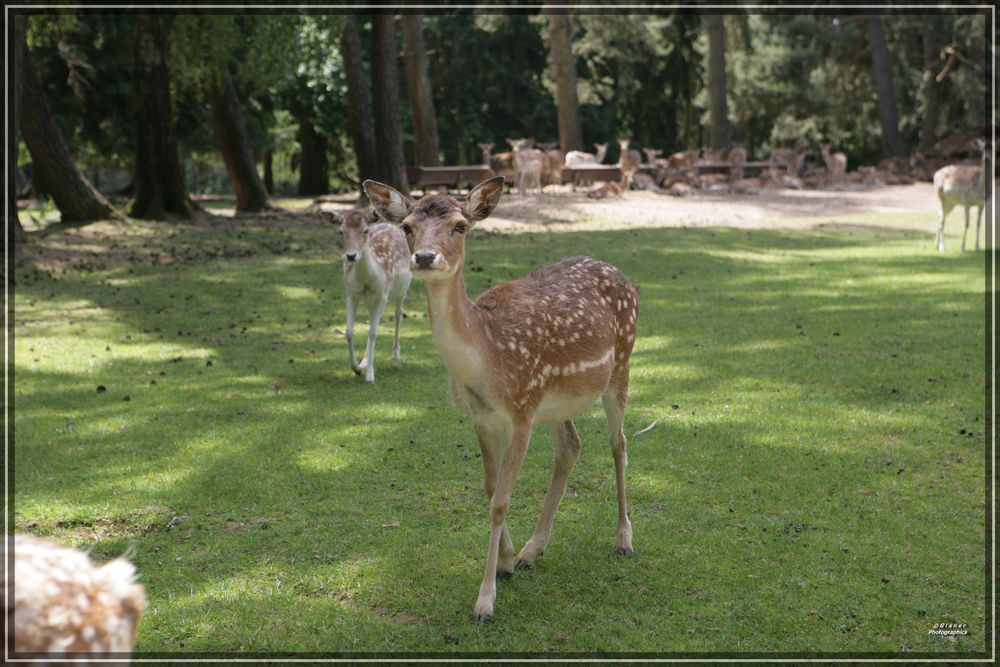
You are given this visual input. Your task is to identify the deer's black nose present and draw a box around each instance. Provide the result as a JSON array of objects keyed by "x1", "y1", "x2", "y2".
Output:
[
  {"x1": 414, "y1": 252, "x2": 436, "y2": 268},
  {"x1": 345, "y1": 252, "x2": 358, "y2": 262}
]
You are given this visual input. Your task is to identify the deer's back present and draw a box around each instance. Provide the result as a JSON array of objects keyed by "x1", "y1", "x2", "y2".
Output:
[
  {"x1": 934, "y1": 164, "x2": 983, "y2": 200},
  {"x1": 367, "y1": 223, "x2": 411, "y2": 275}
]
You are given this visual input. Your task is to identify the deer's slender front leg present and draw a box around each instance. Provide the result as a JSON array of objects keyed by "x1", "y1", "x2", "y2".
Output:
[
  {"x1": 961, "y1": 206, "x2": 970, "y2": 252},
  {"x1": 475, "y1": 420, "x2": 531, "y2": 625},
  {"x1": 363, "y1": 296, "x2": 388, "y2": 384},
  {"x1": 392, "y1": 302, "x2": 403, "y2": 361},
  {"x1": 475, "y1": 424, "x2": 515, "y2": 578},
  {"x1": 976, "y1": 205, "x2": 984, "y2": 252},
  {"x1": 346, "y1": 293, "x2": 362, "y2": 374},
  {"x1": 516, "y1": 420, "x2": 581, "y2": 569}
]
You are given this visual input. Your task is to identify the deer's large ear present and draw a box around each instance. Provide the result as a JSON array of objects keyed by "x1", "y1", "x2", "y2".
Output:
[
  {"x1": 363, "y1": 180, "x2": 412, "y2": 222},
  {"x1": 464, "y1": 177, "x2": 504, "y2": 223},
  {"x1": 320, "y1": 210, "x2": 345, "y2": 225}
]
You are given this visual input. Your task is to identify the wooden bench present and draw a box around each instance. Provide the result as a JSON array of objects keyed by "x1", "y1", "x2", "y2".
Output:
[
  {"x1": 560, "y1": 165, "x2": 623, "y2": 188},
  {"x1": 406, "y1": 165, "x2": 494, "y2": 192}
]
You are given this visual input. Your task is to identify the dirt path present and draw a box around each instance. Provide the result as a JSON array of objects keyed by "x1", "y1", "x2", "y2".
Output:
[{"x1": 482, "y1": 182, "x2": 941, "y2": 233}]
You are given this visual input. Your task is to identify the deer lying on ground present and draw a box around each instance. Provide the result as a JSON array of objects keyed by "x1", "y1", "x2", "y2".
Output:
[
  {"x1": 728, "y1": 143, "x2": 747, "y2": 181},
  {"x1": 617, "y1": 139, "x2": 642, "y2": 189},
  {"x1": 933, "y1": 138, "x2": 990, "y2": 252},
  {"x1": 321, "y1": 207, "x2": 412, "y2": 383},
  {"x1": 363, "y1": 176, "x2": 639, "y2": 625},
  {"x1": 507, "y1": 138, "x2": 544, "y2": 196},
  {"x1": 480, "y1": 143, "x2": 516, "y2": 189},
  {"x1": 820, "y1": 143, "x2": 847, "y2": 187},
  {"x1": 564, "y1": 142, "x2": 609, "y2": 167},
  {"x1": 587, "y1": 177, "x2": 628, "y2": 199}
]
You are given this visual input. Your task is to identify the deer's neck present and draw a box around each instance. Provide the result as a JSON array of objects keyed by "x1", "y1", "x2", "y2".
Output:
[{"x1": 424, "y1": 270, "x2": 486, "y2": 382}]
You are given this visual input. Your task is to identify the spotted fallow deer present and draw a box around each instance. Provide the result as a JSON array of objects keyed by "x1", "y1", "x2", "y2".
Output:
[
  {"x1": 363, "y1": 176, "x2": 639, "y2": 625},
  {"x1": 320, "y1": 207, "x2": 412, "y2": 383},
  {"x1": 934, "y1": 138, "x2": 990, "y2": 252}
]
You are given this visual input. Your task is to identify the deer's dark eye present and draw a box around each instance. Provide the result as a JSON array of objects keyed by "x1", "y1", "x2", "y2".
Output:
[
  {"x1": 401, "y1": 224, "x2": 413, "y2": 236},
  {"x1": 453, "y1": 222, "x2": 467, "y2": 235}
]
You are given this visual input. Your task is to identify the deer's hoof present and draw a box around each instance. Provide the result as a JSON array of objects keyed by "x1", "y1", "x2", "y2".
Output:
[
  {"x1": 514, "y1": 558, "x2": 534, "y2": 570},
  {"x1": 496, "y1": 570, "x2": 513, "y2": 581},
  {"x1": 474, "y1": 612, "x2": 492, "y2": 626},
  {"x1": 615, "y1": 547, "x2": 634, "y2": 557}
]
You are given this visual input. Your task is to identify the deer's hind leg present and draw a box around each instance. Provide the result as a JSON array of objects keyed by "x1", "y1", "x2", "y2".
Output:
[
  {"x1": 515, "y1": 419, "x2": 582, "y2": 569},
  {"x1": 602, "y1": 364, "x2": 633, "y2": 556}
]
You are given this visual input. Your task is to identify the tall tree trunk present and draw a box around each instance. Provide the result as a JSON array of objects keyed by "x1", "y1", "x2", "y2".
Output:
[
  {"x1": 706, "y1": 14, "x2": 730, "y2": 152},
  {"x1": 296, "y1": 113, "x2": 328, "y2": 196},
  {"x1": 918, "y1": 16, "x2": 942, "y2": 152},
  {"x1": 401, "y1": 13, "x2": 440, "y2": 166},
  {"x1": 131, "y1": 15, "x2": 190, "y2": 219},
  {"x1": 19, "y1": 29, "x2": 116, "y2": 223},
  {"x1": 371, "y1": 14, "x2": 409, "y2": 192},
  {"x1": 866, "y1": 13, "x2": 907, "y2": 157},
  {"x1": 263, "y1": 150, "x2": 274, "y2": 194},
  {"x1": 340, "y1": 16, "x2": 378, "y2": 181},
  {"x1": 9, "y1": 14, "x2": 27, "y2": 245},
  {"x1": 547, "y1": 12, "x2": 583, "y2": 154},
  {"x1": 206, "y1": 65, "x2": 269, "y2": 212}
]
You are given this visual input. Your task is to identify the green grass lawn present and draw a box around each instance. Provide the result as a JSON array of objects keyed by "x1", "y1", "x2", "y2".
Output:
[{"x1": 13, "y1": 208, "x2": 987, "y2": 655}]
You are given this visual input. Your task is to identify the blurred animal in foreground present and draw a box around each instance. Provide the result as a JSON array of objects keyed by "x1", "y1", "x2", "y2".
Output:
[{"x1": 5, "y1": 534, "x2": 145, "y2": 655}]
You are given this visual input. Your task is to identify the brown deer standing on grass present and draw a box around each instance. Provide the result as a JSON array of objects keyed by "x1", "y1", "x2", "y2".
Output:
[
  {"x1": 363, "y1": 176, "x2": 639, "y2": 625},
  {"x1": 934, "y1": 138, "x2": 990, "y2": 252},
  {"x1": 321, "y1": 208, "x2": 412, "y2": 383}
]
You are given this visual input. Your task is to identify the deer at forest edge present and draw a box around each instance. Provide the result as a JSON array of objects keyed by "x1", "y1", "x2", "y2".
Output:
[
  {"x1": 363, "y1": 176, "x2": 639, "y2": 624},
  {"x1": 819, "y1": 143, "x2": 847, "y2": 187},
  {"x1": 321, "y1": 208, "x2": 412, "y2": 383},
  {"x1": 728, "y1": 143, "x2": 747, "y2": 181},
  {"x1": 564, "y1": 142, "x2": 609, "y2": 167},
  {"x1": 507, "y1": 138, "x2": 545, "y2": 196},
  {"x1": 933, "y1": 138, "x2": 990, "y2": 252},
  {"x1": 479, "y1": 143, "x2": 516, "y2": 190},
  {"x1": 617, "y1": 139, "x2": 642, "y2": 190},
  {"x1": 769, "y1": 146, "x2": 804, "y2": 177}
]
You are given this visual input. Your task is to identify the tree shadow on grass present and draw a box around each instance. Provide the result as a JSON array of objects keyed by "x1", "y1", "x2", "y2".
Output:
[{"x1": 12, "y1": 222, "x2": 987, "y2": 654}]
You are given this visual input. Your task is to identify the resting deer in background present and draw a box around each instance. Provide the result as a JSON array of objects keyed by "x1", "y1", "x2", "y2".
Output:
[
  {"x1": 507, "y1": 138, "x2": 544, "y2": 196},
  {"x1": 934, "y1": 138, "x2": 990, "y2": 252},
  {"x1": 819, "y1": 143, "x2": 847, "y2": 187},
  {"x1": 321, "y1": 208, "x2": 412, "y2": 383},
  {"x1": 363, "y1": 176, "x2": 639, "y2": 625},
  {"x1": 642, "y1": 148, "x2": 663, "y2": 165},
  {"x1": 564, "y1": 142, "x2": 609, "y2": 167},
  {"x1": 617, "y1": 139, "x2": 642, "y2": 190}
]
